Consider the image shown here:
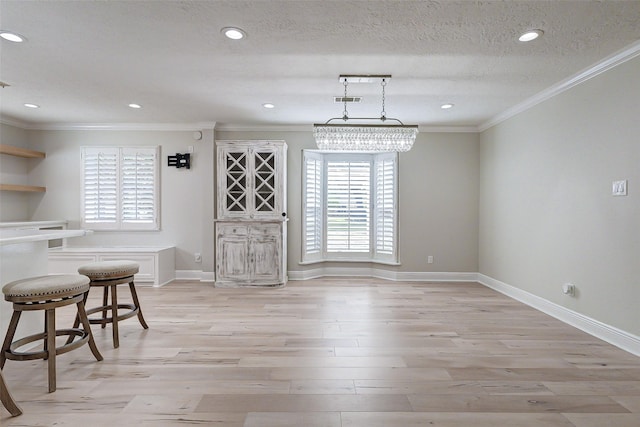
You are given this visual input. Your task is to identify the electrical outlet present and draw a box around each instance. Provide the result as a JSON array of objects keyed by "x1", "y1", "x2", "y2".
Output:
[
  {"x1": 195, "y1": 252, "x2": 202, "y2": 263},
  {"x1": 427, "y1": 256, "x2": 434, "y2": 264},
  {"x1": 562, "y1": 283, "x2": 575, "y2": 296}
]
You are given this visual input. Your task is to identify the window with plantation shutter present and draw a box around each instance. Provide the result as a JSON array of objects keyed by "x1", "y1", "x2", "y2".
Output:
[
  {"x1": 302, "y1": 151, "x2": 323, "y2": 261},
  {"x1": 326, "y1": 159, "x2": 370, "y2": 254},
  {"x1": 374, "y1": 152, "x2": 397, "y2": 262},
  {"x1": 81, "y1": 146, "x2": 159, "y2": 230},
  {"x1": 302, "y1": 150, "x2": 398, "y2": 264},
  {"x1": 82, "y1": 148, "x2": 118, "y2": 226}
]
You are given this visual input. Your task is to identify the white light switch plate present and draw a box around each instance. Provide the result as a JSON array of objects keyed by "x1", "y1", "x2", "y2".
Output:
[{"x1": 612, "y1": 180, "x2": 627, "y2": 196}]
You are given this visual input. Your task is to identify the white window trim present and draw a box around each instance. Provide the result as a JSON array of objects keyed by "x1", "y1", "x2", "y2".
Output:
[
  {"x1": 302, "y1": 150, "x2": 399, "y2": 265},
  {"x1": 81, "y1": 146, "x2": 160, "y2": 231}
]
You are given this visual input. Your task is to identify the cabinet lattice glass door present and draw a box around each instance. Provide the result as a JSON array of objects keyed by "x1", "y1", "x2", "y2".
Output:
[
  {"x1": 218, "y1": 142, "x2": 284, "y2": 219},
  {"x1": 253, "y1": 149, "x2": 277, "y2": 215},
  {"x1": 224, "y1": 151, "x2": 248, "y2": 215}
]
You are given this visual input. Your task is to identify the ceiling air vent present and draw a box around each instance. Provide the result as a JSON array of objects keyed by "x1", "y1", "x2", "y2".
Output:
[{"x1": 334, "y1": 96, "x2": 362, "y2": 103}]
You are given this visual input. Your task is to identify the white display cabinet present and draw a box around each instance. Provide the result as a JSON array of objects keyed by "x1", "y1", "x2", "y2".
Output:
[{"x1": 215, "y1": 140, "x2": 287, "y2": 287}]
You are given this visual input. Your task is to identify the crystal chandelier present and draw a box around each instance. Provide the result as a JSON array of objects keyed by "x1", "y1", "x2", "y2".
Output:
[{"x1": 314, "y1": 75, "x2": 418, "y2": 152}]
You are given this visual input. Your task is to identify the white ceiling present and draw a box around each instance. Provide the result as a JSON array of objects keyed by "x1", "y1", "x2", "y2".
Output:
[{"x1": 1, "y1": 0, "x2": 639, "y2": 130}]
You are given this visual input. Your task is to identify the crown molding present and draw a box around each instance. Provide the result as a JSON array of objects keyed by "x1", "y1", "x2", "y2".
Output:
[
  {"x1": 215, "y1": 124, "x2": 479, "y2": 133},
  {"x1": 0, "y1": 116, "x2": 30, "y2": 129},
  {"x1": 418, "y1": 125, "x2": 478, "y2": 133},
  {"x1": 479, "y1": 39, "x2": 640, "y2": 132},
  {"x1": 214, "y1": 124, "x2": 313, "y2": 132},
  {"x1": 14, "y1": 122, "x2": 217, "y2": 131}
]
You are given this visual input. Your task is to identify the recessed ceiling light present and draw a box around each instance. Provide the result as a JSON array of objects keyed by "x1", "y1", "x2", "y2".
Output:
[
  {"x1": 0, "y1": 31, "x2": 26, "y2": 43},
  {"x1": 518, "y1": 29, "x2": 543, "y2": 42},
  {"x1": 222, "y1": 27, "x2": 246, "y2": 40},
  {"x1": 440, "y1": 103, "x2": 454, "y2": 110},
  {"x1": 128, "y1": 103, "x2": 142, "y2": 109},
  {"x1": 24, "y1": 103, "x2": 40, "y2": 109},
  {"x1": 262, "y1": 103, "x2": 275, "y2": 109}
]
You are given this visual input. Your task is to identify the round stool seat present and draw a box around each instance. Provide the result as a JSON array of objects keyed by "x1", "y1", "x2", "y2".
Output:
[
  {"x1": 78, "y1": 260, "x2": 139, "y2": 281},
  {"x1": 3, "y1": 275, "x2": 90, "y2": 303}
]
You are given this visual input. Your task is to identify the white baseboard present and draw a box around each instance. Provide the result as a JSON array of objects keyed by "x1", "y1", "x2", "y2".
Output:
[
  {"x1": 177, "y1": 268, "x2": 477, "y2": 283},
  {"x1": 477, "y1": 273, "x2": 640, "y2": 357},
  {"x1": 200, "y1": 271, "x2": 215, "y2": 282},
  {"x1": 287, "y1": 267, "x2": 477, "y2": 282},
  {"x1": 175, "y1": 270, "x2": 202, "y2": 281},
  {"x1": 175, "y1": 270, "x2": 215, "y2": 282}
]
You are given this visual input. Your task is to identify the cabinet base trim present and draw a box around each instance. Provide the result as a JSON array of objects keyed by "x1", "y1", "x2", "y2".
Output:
[{"x1": 214, "y1": 281, "x2": 286, "y2": 289}]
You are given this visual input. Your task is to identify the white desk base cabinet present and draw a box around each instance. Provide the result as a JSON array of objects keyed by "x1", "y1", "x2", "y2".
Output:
[{"x1": 48, "y1": 246, "x2": 175, "y2": 287}]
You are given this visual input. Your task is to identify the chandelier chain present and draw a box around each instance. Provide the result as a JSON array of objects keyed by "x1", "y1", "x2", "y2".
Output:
[
  {"x1": 343, "y1": 79, "x2": 349, "y2": 120},
  {"x1": 381, "y1": 78, "x2": 387, "y2": 119}
]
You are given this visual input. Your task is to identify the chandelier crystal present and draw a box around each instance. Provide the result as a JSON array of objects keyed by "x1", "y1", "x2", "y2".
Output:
[
  {"x1": 314, "y1": 75, "x2": 418, "y2": 152},
  {"x1": 314, "y1": 124, "x2": 418, "y2": 152}
]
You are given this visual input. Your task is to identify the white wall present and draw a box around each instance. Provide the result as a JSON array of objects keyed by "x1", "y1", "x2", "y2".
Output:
[
  {"x1": 479, "y1": 55, "x2": 640, "y2": 336},
  {"x1": 26, "y1": 128, "x2": 215, "y2": 273},
  {"x1": 216, "y1": 130, "x2": 480, "y2": 274}
]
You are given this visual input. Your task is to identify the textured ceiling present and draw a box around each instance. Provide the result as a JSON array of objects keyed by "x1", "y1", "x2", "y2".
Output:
[{"x1": 1, "y1": 0, "x2": 639, "y2": 129}]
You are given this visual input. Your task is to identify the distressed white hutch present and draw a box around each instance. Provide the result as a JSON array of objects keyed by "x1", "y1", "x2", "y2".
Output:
[{"x1": 214, "y1": 140, "x2": 287, "y2": 287}]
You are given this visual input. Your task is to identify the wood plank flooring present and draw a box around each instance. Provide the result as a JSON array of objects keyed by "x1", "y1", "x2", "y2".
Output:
[{"x1": 2, "y1": 278, "x2": 639, "y2": 426}]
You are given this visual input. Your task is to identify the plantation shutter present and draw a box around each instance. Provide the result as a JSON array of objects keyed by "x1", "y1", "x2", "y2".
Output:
[
  {"x1": 82, "y1": 147, "x2": 119, "y2": 229},
  {"x1": 302, "y1": 151, "x2": 323, "y2": 260},
  {"x1": 121, "y1": 147, "x2": 158, "y2": 230},
  {"x1": 374, "y1": 152, "x2": 397, "y2": 260},
  {"x1": 81, "y1": 146, "x2": 159, "y2": 230},
  {"x1": 326, "y1": 159, "x2": 371, "y2": 254}
]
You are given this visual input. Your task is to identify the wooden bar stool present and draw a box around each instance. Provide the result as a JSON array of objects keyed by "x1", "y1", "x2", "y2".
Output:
[
  {"x1": 1, "y1": 274, "x2": 103, "y2": 393},
  {"x1": 1, "y1": 369, "x2": 22, "y2": 416},
  {"x1": 77, "y1": 261, "x2": 148, "y2": 348}
]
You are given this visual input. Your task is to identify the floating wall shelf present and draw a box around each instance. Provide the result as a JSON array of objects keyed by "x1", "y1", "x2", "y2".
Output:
[
  {"x1": 0, "y1": 144, "x2": 46, "y2": 192},
  {"x1": 0, "y1": 184, "x2": 46, "y2": 192},
  {"x1": 0, "y1": 144, "x2": 46, "y2": 158}
]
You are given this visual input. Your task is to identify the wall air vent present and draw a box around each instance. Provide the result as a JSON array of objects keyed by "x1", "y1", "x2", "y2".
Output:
[{"x1": 334, "y1": 96, "x2": 362, "y2": 103}]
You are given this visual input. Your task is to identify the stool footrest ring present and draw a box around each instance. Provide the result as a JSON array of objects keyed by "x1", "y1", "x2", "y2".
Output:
[
  {"x1": 86, "y1": 303, "x2": 139, "y2": 324},
  {"x1": 5, "y1": 328, "x2": 90, "y2": 361}
]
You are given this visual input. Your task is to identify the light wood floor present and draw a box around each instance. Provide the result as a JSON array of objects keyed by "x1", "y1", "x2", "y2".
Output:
[{"x1": 2, "y1": 278, "x2": 640, "y2": 426}]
